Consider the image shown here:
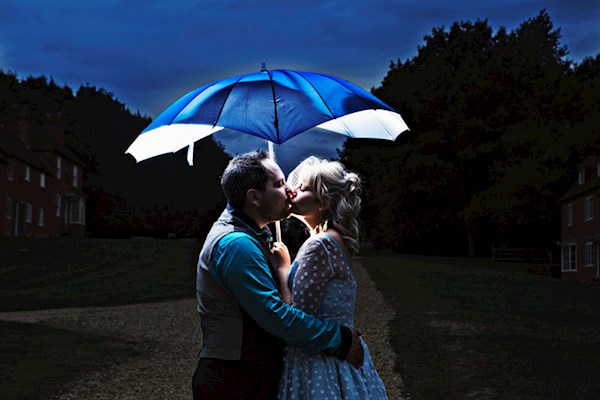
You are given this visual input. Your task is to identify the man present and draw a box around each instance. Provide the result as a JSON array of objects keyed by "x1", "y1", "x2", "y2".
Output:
[{"x1": 192, "y1": 150, "x2": 363, "y2": 399}]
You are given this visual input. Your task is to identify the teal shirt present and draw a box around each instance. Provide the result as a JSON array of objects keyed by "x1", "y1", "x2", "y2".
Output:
[{"x1": 210, "y1": 232, "x2": 341, "y2": 353}]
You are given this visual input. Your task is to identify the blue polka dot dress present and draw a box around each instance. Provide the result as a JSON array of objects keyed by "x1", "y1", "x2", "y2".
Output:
[{"x1": 278, "y1": 233, "x2": 388, "y2": 399}]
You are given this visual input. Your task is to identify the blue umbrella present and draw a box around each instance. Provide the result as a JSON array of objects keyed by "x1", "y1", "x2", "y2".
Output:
[
  {"x1": 126, "y1": 66, "x2": 409, "y2": 240},
  {"x1": 126, "y1": 66, "x2": 409, "y2": 165}
]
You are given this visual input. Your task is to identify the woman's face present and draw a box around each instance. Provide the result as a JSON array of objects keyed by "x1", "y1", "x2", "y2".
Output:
[{"x1": 290, "y1": 179, "x2": 321, "y2": 219}]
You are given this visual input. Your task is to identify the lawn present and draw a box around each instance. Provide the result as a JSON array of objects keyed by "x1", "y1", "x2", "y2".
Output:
[
  {"x1": 0, "y1": 237, "x2": 201, "y2": 311},
  {"x1": 360, "y1": 253, "x2": 600, "y2": 400},
  {"x1": 2, "y1": 238, "x2": 600, "y2": 399}
]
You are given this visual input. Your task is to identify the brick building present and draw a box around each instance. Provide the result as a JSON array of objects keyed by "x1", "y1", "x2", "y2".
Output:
[
  {"x1": 0, "y1": 116, "x2": 86, "y2": 237},
  {"x1": 560, "y1": 156, "x2": 600, "y2": 280}
]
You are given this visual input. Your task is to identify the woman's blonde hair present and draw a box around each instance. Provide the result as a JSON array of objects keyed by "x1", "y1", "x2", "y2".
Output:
[{"x1": 289, "y1": 156, "x2": 362, "y2": 255}]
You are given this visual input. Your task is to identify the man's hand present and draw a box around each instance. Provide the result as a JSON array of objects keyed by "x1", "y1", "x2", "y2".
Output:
[
  {"x1": 345, "y1": 329, "x2": 364, "y2": 368},
  {"x1": 331, "y1": 326, "x2": 364, "y2": 368}
]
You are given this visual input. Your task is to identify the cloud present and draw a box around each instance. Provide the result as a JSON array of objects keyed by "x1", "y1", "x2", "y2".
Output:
[{"x1": 1, "y1": 0, "x2": 598, "y2": 119}]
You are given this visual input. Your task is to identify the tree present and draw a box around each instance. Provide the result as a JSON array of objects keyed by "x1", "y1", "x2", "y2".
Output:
[
  {"x1": 341, "y1": 10, "x2": 595, "y2": 256},
  {"x1": 1, "y1": 70, "x2": 231, "y2": 237}
]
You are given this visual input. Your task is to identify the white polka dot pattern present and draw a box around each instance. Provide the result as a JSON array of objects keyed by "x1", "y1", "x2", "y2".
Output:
[{"x1": 278, "y1": 233, "x2": 388, "y2": 399}]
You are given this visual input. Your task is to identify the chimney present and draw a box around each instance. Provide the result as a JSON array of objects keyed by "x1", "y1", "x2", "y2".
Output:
[
  {"x1": 5, "y1": 106, "x2": 32, "y2": 143},
  {"x1": 43, "y1": 112, "x2": 66, "y2": 147}
]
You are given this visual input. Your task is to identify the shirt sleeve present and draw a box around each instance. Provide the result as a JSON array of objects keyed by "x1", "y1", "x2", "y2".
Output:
[
  {"x1": 210, "y1": 232, "x2": 341, "y2": 353},
  {"x1": 292, "y1": 238, "x2": 334, "y2": 314}
]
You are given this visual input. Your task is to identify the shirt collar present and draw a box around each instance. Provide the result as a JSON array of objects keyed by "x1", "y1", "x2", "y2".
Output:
[{"x1": 227, "y1": 204, "x2": 273, "y2": 240}]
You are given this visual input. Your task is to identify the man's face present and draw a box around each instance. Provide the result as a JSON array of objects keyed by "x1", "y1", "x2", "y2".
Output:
[{"x1": 255, "y1": 159, "x2": 292, "y2": 225}]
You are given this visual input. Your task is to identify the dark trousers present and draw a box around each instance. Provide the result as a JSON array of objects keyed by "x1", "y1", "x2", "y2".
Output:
[{"x1": 192, "y1": 358, "x2": 281, "y2": 400}]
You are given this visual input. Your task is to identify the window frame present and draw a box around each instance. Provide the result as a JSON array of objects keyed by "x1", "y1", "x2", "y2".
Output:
[
  {"x1": 25, "y1": 203, "x2": 32, "y2": 224},
  {"x1": 57, "y1": 156, "x2": 62, "y2": 179},
  {"x1": 584, "y1": 196, "x2": 594, "y2": 222},
  {"x1": 585, "y1": 242, "x2": 594, "y2": 267},
  {"x1": 38, "y1": 208, "x2": 45, "y2": 227},
  {"x1": 55, "y1": 194, "x2": 61, "y2": 217},
  {"x1": 5, "y1": 197, "x2": 13, "y2": 219},
  {"x1": 7, "y1": 159, "x2": 14, "y2": 181},
  {"x1": 68, "y1": 197, "x2": 85, "y2": 225},
  {"x1": 72, "y1": 165, "x2": 79, "y2": 188},
  {"x1": 567, "y1": 202, "x2": 573, "y2": 226},
  {"x1": 561, "y1": 243, "x2": 577, "y2": 272}
]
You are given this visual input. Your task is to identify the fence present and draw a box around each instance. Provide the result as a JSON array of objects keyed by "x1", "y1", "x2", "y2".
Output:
[{"x1": 492, "y1": 247, "x2": 550, "y2": 264}]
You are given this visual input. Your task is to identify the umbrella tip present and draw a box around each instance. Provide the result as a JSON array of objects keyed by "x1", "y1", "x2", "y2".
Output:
[{"x1": 260, "y1": 62, "x2": 267, "y2": 72}]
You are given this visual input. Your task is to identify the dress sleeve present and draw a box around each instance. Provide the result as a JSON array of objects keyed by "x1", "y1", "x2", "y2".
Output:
[{"x1": 292, "y1": 237, "x2": 334, "y2": 314}]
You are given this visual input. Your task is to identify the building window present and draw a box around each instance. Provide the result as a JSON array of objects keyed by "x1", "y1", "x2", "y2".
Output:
[
  {"x1": 73, "y1": 165, "x2": 79, "y2": 188},
  {"x1": 25, "y1": 203, "x2": 32, "y2": 223},
  {"x1": 567, "y1": 202, "x2": 573, "y2": 226},
  {"x1": 40, "y1": 173, "x2": 46, "y2": 188},
  {"x1": 56, "y1": 194, "x2": 61, "y2": 217},
  {"x1": 69, "y1": 197, "x2": 85, "y2": 225},
  {"x1": 57, "y1": 156, "x2": 62, "y2": 179},
  {"x1": 585, "y1": 242, "x2": 594, "y2": 267},
  {"x1": 579, "y1": 169, "x2": 585, "y2": 184},
  {"x1": 24, "y1": 165, "x2": 31, "y2": 182},
  {"x1": 561, "y1": 243, "x2": 577, "y2": 272},
  {"x1": 5, "y1": 197, "x2": 12, "y2": 219},
  {"x1": 7, "y1": 159, "x2": 14, "y2": 181},
  {"x1": 38, "y1": 208, "x2": 44, "y2": 227},
  {"x1": 584, "y1": 196, "x2": 593, "y2": 221}
]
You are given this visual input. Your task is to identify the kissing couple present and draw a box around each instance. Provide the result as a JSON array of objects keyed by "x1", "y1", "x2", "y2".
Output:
[{"x1": 192, "y1": 150, "x2": 388, "y2": 399}]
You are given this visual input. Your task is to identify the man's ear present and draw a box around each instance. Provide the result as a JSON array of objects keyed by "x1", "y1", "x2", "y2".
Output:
[{"x1": 247, "y1": 188, "x2": 261, "y2": 208}]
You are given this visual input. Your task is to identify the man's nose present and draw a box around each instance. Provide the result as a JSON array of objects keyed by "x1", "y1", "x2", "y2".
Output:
[{"x1": 285, "y1": 186, "x2": 296, "y2": 199}]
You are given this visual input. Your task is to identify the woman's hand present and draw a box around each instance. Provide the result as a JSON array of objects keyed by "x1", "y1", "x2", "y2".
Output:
[
  {"x1": 272, "y1": 241, "x2": 291, "y2": 271},
  {"x1": 272, "y1": 241, "x2": 292, "y2": 305}
]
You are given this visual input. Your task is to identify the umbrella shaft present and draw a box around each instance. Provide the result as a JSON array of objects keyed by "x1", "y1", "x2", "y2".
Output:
[{"x1": 267, "y1": 140, "x2": 282, "y2": 243}]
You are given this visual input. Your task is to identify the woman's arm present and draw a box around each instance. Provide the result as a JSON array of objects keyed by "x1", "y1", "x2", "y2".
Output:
[{"x1": 272, "y1": 241, "x2": 292, "y2": 304}]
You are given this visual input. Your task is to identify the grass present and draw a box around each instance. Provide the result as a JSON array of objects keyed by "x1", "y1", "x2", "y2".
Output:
[
  {"x1": 3, "y1": 238, "x2": 600, "y2": 399},
  {"x1": 0, "y1": 237, "x2": 201, "y2": 311},
  {"x1": 360, "y1": 253, "x2": 600, "y2": 400}
]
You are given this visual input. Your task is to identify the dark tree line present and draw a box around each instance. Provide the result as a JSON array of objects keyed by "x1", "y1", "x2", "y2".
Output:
[
  {"x1": 340, "y1": 10, "x2": 600, "y2": 256},
  {"x1": 0, "y1": 72, "x2": 230, "y2": 238},
  {"x1": 3, "y1": 10, "x2": 598, "y2": 251}
]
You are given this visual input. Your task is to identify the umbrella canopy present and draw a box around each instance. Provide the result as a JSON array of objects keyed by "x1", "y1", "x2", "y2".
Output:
[{"x1": 126, "y1": 68, "x2": 409, "y2": 165}]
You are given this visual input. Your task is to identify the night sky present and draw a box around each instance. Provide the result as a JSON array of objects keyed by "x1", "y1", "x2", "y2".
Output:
[{"x1": 1, "y1": 0, "x2": 599, "y2": 173}]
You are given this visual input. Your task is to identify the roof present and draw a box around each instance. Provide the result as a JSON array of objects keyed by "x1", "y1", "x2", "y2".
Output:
[
  {"x1": 25, "y1": 127, "x2": 85, "y2": 165},
  {"x1": 560, "y1": 172, "x2": 600, "y2": 202},
  {"x1": 0, "y1": 130, "x2": 53, "y2": 173},
  {"x1": 578, "y1": 156, "x2": 600, "y2": 169}
]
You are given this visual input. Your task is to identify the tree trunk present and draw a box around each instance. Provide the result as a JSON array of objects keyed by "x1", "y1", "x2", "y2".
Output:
[{"x1": 467, "y1": 228, "x2": 476, "y2": 258}]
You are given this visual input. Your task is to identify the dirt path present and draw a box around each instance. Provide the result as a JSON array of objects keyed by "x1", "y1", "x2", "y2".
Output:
[{"x1": 0, "y1": 259, "x2": 405, "y2": 399}]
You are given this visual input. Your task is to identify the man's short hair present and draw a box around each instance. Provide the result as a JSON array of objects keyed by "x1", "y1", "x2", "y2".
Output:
[{"x1": 221, "y1": 149, "x2": 270, "y2": 209}]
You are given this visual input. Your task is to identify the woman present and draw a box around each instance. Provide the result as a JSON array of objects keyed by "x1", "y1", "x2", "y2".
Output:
[{"x1": 273, "y1": 156, "x2": 388, "y2": 400}]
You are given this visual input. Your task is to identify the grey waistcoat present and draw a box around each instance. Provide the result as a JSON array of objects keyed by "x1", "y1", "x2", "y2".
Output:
[{"x1": 195, "y1": 206, "x2": 281, "y2": 361}]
